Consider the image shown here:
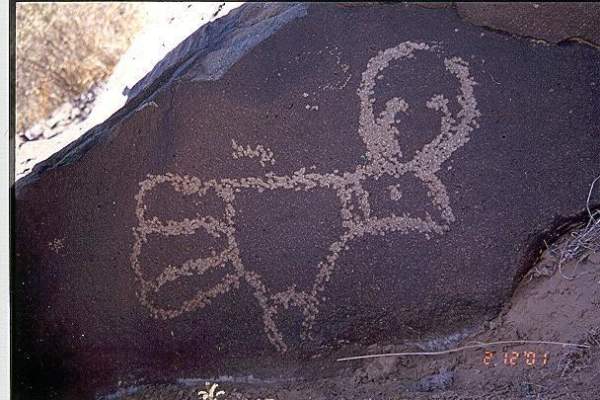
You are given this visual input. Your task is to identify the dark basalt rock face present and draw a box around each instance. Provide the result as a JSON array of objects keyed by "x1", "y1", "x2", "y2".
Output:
[
  {"x1": 12, "y1": 3, "x2": 600, "y2": 399},
  {"x1": 456, "y1": 2, "x2": 600, "y2": 47}
]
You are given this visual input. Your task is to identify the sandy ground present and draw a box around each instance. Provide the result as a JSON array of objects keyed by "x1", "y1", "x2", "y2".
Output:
[
  {"x1": 16, "y1": 2, "x2": 243, "y2": 180},
  {"x1": 101, "y1": 236, "x2": 600, "y2": 399}
]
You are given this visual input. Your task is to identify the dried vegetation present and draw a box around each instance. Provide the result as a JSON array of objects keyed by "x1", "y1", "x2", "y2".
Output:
[{"x1": 16, "y1": 3, "x2": 144, "y2": 132}]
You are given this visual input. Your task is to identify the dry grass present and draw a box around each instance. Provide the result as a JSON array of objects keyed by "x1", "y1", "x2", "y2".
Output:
[
  {"x1": 554, "y1": 175, "x2": 600, "y2": 280},
  {"x1": 16, "y1": 3, "x2": 145, "y2": 132},
  {"x1": 527, "y1": 176, "x2": 600, "y2": 281}
]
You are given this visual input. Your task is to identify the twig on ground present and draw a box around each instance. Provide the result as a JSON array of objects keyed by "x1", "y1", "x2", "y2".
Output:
[{"x1": 336, "y1": 340, "x2": 590, "y2": 362}]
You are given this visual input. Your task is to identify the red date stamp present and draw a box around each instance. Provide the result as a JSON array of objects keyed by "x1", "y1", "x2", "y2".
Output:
[{"x1": 483, "y1": 351, "x2": 549, "y2": 367}]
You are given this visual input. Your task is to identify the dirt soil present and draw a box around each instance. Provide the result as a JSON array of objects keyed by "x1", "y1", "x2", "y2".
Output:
[{"x1": 105, "y1": 238, "x2": 600, "y2": 400}]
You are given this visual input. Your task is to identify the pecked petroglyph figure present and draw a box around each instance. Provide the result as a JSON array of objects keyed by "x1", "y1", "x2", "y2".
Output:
[{"x1": 131, "y1": 41, "x2": 481, "y2": 352}]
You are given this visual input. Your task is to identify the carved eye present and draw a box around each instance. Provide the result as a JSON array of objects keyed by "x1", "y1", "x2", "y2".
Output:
[
  {"x1": 388, "y1": 184, "x2": 402, "y2": 201},
  {"x1": 376, "y1": 96, "x2": 410, "y2": 126}
]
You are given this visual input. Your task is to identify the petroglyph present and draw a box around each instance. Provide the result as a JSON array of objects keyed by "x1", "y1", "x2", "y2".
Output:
[
  {"x1": 322, "y1": 46, "x2": 352, "y2": 91},
  {"x1": 48, "y1": 238, "x2": 65, "y2": 254},
  {"x1": 131, "y1": 41, "x2": 481, "y2": 352},
  {"x1": 231, "y1": 140, "x2": 276, "y2": 167},
  {"x1": 388, "y1": 184, "x2": 403, "y2": 201}
]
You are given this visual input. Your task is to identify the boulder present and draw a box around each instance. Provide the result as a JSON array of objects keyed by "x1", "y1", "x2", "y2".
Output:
[
  {"x1": 456, "y1": 2, "x2": 600, "y2": 47},
  {"x1": 13, "y1": 3, "x2": 600, "y2": 399}
]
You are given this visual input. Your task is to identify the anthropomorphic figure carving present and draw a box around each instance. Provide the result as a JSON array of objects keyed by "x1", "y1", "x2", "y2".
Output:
[{"x1": 131, "y1": 41, "x2": 480, "y2": 352}]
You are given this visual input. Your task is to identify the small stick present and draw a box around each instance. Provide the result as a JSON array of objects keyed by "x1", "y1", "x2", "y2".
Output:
[
  {"x1": 586, "y1": 175, "x2": 600, "y2": 222},
  {"x1": 336, "y1": 340, "x2": 590, "y2": 362}
]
